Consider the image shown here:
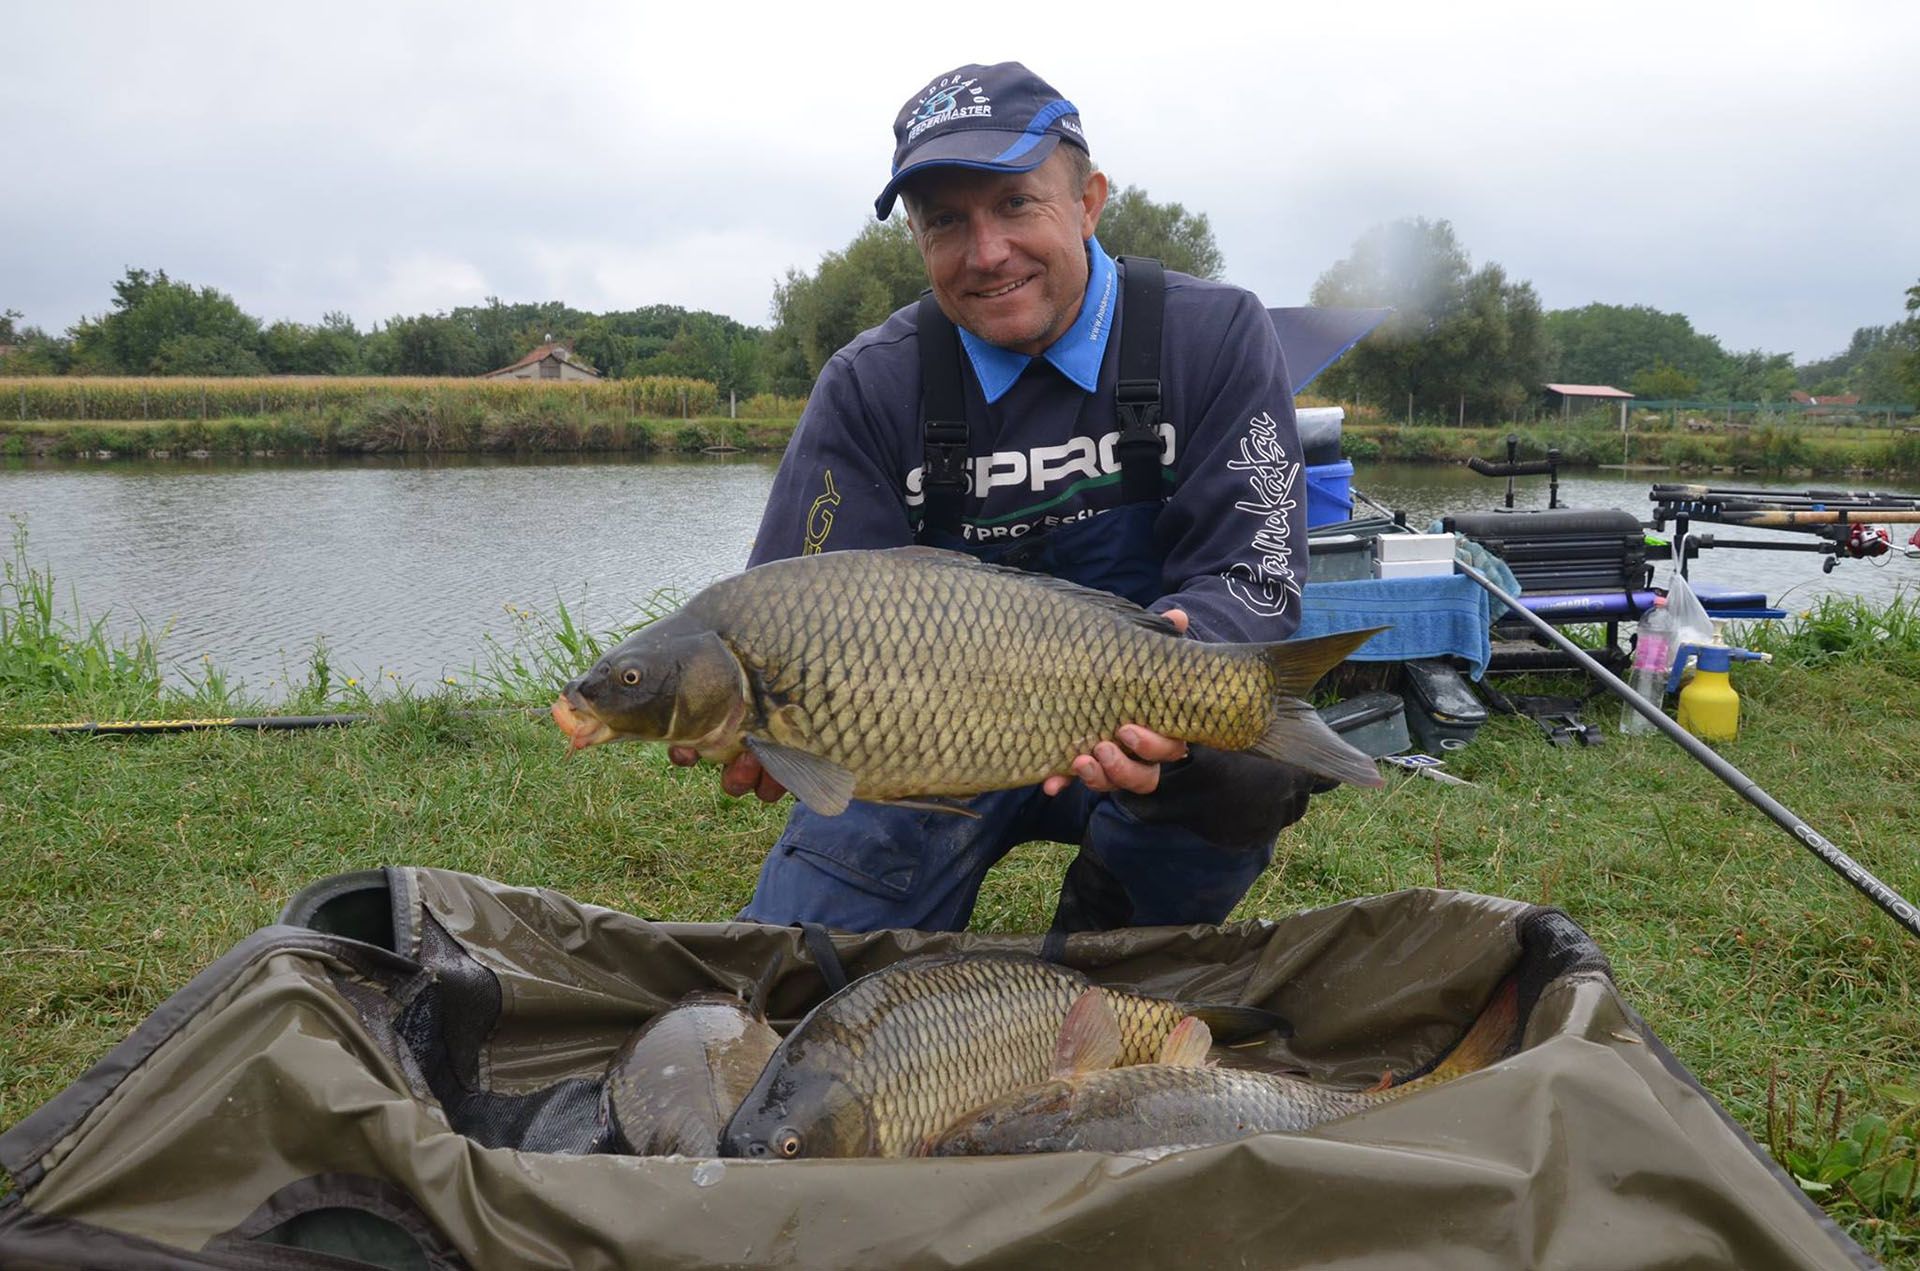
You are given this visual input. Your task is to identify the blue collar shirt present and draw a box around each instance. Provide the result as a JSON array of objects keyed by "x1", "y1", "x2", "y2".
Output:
[{"x1": 957, "y1": 236, "x2": 1117, "y2": 404}]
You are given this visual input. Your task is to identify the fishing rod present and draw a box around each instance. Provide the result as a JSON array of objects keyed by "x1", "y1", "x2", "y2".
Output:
[
  {"x1": 1705, "y1": 508, "x2": 1920, "y2": 529},
  {"x1": 5, "y1": 707, "x2": 535, "y2": 738},
  {"x1": 1659, "y1": 495, "x2": 1920, "y2": 515},
  {"x1": 1452, "y1": 557, "x2": 1920, "y2": 943},
  {"x1": 1653, "y1": 483, "x2": 1920, "y2": 505}
]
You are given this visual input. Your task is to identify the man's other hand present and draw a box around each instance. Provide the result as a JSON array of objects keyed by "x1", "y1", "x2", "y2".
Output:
[
  {"x1": 1041, "y1": 608, "x2": 1192, "y2": 797},
  {"x1": 668, "y1": 747, "x2": 789, "y2": 803}
]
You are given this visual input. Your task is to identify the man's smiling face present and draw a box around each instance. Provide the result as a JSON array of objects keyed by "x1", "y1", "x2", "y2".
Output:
[{"x1": 904, "y1": 148, "x2": 1109, "y2": 356}]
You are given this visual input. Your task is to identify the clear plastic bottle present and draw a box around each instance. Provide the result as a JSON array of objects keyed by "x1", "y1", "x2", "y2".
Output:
[{"x1": 1622, "y1": 598, "x2": 1672, "y2": 734}]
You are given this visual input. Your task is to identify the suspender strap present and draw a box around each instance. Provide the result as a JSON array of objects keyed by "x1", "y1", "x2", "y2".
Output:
[
  {"x1": 1114, "y1": 256, "x2": 1166, "y2": 505},
  {"x1": 916, "y1": 291, "x2": 969, "y2": 542},
  {"x1": 918, "y1": 257, "x2": 1167, "y2": 537}
]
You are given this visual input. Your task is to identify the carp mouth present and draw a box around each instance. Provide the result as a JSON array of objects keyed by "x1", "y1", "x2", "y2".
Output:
[{"x1": 551, "y1": 693, "x2": 617, "y2": 753}]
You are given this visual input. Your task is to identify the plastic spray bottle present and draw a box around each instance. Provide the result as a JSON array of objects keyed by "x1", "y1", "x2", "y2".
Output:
[
  {"x1": 1622, "y1": 598, "x2": 1672, "y2": 734},
  {"x1": 1663, "y1": 625, "x2": 1772, "y2": 743}
]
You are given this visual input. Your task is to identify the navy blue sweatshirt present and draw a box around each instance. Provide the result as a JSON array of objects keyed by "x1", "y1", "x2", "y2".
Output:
[{"x1": 748, "y1": 260, "x2": 1307, "y2": 645}]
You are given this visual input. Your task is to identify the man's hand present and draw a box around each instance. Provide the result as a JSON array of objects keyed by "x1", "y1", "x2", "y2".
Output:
[
  {"x1": 668, "y1": 746, "x2": 789, "y2": 803},
  {"x1": 1041, "y1": 608, "x2": 1192, "y2": 798}
]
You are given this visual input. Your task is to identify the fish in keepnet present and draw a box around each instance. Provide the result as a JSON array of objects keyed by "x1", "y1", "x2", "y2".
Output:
[
  {"x1": 601, "y1": 992, "x2": 781, "y2": 1157},
  {"x1": 719, "y1": 953, "x2": 1287, "y2": 1159},
  {"x1": 551, "y1": 546, "x2": 1384, "y2": 816},
  {"x1": 919, "y1": 978, "x2": 1520, "y2": 1157}
]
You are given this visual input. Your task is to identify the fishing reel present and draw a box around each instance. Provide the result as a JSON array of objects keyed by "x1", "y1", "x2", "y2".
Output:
[{"x1": 1818, "y1": 523, "x2": 1892, "y2": 572}]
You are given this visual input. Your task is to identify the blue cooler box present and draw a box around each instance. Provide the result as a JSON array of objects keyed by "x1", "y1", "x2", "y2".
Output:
[{"x1": 1305, "y1": 460, "x2": 1355, "y2": 528}]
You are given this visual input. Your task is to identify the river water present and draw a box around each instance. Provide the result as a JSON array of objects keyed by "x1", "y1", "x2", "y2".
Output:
[{"x1": 3, "y1": 455, "x2": 1915, "y2": 697}]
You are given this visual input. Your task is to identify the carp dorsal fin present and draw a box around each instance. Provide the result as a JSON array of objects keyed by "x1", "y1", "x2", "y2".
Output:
[
  {"x1": 1156, "y1": 1016, "x2": 1214, "y2": 1067},
  {"x1": 743, "y1": 738, "x2": 856, "y2": 816},
  {"x1": 1052, "y1": 988, "x2": 1124, "y2": 1078}
]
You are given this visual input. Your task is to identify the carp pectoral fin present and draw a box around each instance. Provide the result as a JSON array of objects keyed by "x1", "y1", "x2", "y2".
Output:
[
  {"x1": 1156, "y1": 1016, "x2": 1214, "y2": 1067},
  {"x1": 743, "y1": 738, "x2": 856, "y2": 816},
  {"x1": 868, "y1": 797, "x2": 983, "y2": 820},
  {"x1": 1053, "y1": 989, "x2": 1124, "y2": 1079},
  {"x1": 1249, "y1": 698, "x2": 1385, "y2": 790}
]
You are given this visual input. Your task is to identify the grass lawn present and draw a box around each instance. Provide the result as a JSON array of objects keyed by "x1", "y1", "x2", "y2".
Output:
[{"x1": 4, "y1": 546, "x2": 1919, "y2": 1260}]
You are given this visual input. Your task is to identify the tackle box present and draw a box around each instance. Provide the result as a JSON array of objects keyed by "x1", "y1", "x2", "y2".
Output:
[
  {"x1": 1318, "y1": 691, "x2": 1411, "y2": 759},
  {"x1": 1306, "y1": 533, "x2": 1376, "y2": 583},
  {"x1": 1400, "y1": 657, "x2": 1488, "y2": 753}
]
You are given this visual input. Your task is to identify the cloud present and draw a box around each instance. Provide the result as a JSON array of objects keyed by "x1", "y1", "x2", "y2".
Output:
[{"x1": 5, "y1": 1, "x2": 1918, "y2": 356}]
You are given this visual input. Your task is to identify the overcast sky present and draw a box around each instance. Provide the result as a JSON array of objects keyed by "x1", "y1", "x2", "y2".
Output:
[{"x1": 6, "y1": 2, "x2": 1916, "y2": 362}]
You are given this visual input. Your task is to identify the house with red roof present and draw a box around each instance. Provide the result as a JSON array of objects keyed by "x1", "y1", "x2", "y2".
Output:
[{"x1": 481, "y1": 341, "x2": 602, "y2": 381}]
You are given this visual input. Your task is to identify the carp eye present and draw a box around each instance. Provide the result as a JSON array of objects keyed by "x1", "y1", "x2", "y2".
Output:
[
  {"x1": 774, "y1": 1128, "x2": 803, "y2": 1158},
  {"x1": 620, "y1": 668, "x2": 641, "y2": 686}
]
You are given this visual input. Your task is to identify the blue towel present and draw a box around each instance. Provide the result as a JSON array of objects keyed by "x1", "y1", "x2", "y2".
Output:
[{"x1": 1296, "y1": 575, "x2": 1493, "y2": 679}]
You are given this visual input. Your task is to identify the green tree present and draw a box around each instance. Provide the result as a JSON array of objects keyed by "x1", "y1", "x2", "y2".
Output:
[
  {"x1": 68, "y1": 268, "x2": 265, "y2": 375},
  {"x1": 260, "y1": 311, "x2": 363, "y2": 375},
  {"x1": 454, "y1": 298, "x2": 583, "y2": 372},
  {"x1": 1631, "y1": 358, "x2": 1701, "y2": 400},
  {"x1": 1309, "y1": 217, "x2": 1545, "y2": 422},
  {"x1": 1903, "y1": 281, "x2": 1920, "y2": 405},
  {"x1": 1723, "y1": 349, "x2": 1798, "y2": 404},
  {"x1": 770, "y1": 218, "x2": 927, "y2": 381},
  {"x1": 1543, "y1": 303, "x2": 1728, "y2": 391},
  {"x1": 0, "y1": 309, "x2": 70, "y2": 375},
  {"x1": 366, "y1": 313, "x2": 485, "y2": 376},
  {"x1": 1095, "y1": 184, "x2": 1225, "y2": 279}
]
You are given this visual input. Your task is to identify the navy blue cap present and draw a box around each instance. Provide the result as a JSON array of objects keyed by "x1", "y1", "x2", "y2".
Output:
[{"x1": 875, "y1": 62, "x2": 1089, "y2": 220}]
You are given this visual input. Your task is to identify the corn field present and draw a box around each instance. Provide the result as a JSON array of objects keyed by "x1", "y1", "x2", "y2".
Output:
[{"x1": 0, "y1": 376, "x2": 804, "y2": 423}]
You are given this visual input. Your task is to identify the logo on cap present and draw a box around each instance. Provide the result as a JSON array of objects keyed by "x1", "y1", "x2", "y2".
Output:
[{"x1": 907, "y1": 73, "x2": 993, "y2": 142}]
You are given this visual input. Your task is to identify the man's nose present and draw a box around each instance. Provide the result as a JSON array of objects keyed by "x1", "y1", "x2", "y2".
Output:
[{"x1": 963, "y1": 216, "x2": 1013, "y2": 272}]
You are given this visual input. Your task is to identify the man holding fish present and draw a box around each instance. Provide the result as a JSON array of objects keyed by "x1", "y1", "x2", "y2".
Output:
[{"x1": 661, "y1": 62, "x2": 1353, "y2": 933}]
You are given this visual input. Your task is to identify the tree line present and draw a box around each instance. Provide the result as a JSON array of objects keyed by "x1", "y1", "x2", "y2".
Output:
[
  {"x1": 6, "y1": 192, "x2": 1917, "y2": 420},
  {"x1": 0, "y1": 274, "x2": 775, "y2": 397},
  {"x1": 1309, "y1": 218, "x2": 1920, "y2": 419}
]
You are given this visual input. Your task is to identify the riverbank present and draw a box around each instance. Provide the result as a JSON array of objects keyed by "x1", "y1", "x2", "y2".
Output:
[
  {"x1": 4, "y1": 537, "x2": 1919, "y2": 1256},
  {"x1": 0, "y1": 412, "x2": 795, "y2": 459},
  {"x1": 9, "y1": 411, "x2": 1920, "y2": 479},
  {"x1": 1343, "y1": 418, "x2": 1920, "y2": 478}
]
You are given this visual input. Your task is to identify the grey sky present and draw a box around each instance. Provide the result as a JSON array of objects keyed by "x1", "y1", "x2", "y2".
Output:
[{"x1": 6, "y1": 2, "x2": 1916, "y2": 362}]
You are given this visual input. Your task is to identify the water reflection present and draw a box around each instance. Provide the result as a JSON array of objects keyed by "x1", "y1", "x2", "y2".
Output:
[{"x1": 2, "y1": 453, "x2": 778, "y2": 693}]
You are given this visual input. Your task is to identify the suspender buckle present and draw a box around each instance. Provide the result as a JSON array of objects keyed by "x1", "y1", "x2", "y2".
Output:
[
  {"x1": 1114, "y1": 378, "x2": 1162, "y2": 451},
  {"x1": 924, "y1": 419, "x2": 970, "y2": 488}
]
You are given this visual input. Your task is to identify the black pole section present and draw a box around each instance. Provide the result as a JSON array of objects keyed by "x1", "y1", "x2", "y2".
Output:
[
  {"x1": 6, "y1": 708, "x2": 534, "y2": 737},
  {"x1": 1453, "y1": 558, "x2": 1920, "y2": 942}
]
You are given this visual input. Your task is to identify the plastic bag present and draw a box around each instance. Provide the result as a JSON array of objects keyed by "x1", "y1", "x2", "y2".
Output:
[{"x1": 1663, "y1": 571, "x2": 1717, "y2": 672}]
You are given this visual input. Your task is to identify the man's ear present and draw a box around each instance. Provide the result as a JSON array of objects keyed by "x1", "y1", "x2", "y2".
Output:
[{"x1": 1080, "y1": 169, "x2": 1109, "y2": 240}]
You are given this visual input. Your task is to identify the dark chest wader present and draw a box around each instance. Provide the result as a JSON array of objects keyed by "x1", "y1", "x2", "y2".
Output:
[
  {"x1": 914, "y1": 256, "x2": 1167, "y2": 606},
  {"x1": 916, "y1": 258, "x2": 1173, "y2": 936}
]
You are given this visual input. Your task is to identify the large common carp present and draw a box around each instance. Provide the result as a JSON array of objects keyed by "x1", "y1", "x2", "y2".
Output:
[
  {"x1": 719, "y1": 953, "x2": 1286, "y2": 1159},
  {"x1": 552, "y1": 546, "x2": 1382, "y2": 815},
  {"x1": 920, "y1": 978, "x2": 1520, "y2": 1157},
  {"x1": 601, "y1": 992, "x2": 781, "y2": 1157}
]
